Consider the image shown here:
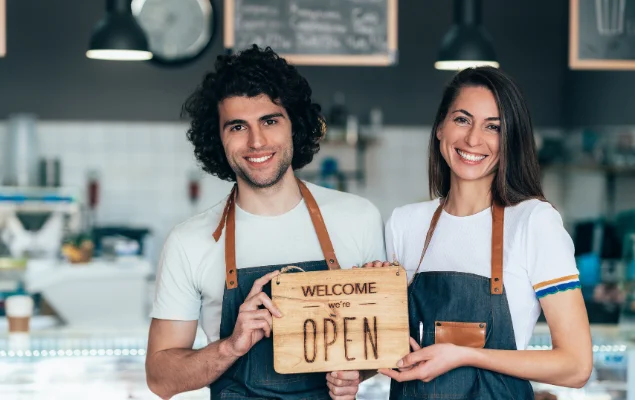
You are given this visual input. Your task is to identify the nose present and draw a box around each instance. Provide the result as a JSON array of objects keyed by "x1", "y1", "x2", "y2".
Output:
[
  {"x1": 464, "y1": 126, "x2": 482, "y2": 147},
  {"x1": 247, "y1": 125, "x2": 267, "y2": 149}
]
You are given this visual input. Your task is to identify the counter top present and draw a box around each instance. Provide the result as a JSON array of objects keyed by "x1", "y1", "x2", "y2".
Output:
[{"x1": 1, "y1": 321, "x2": 633, "y2": 400}]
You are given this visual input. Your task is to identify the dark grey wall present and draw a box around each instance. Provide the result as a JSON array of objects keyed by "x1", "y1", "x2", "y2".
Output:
[
  {"x1": 566, "y1": 71, "x2": 635, "y2": 126},
  {"x1": 0, "y1": 0, "x2": 568, "y2": 126}
]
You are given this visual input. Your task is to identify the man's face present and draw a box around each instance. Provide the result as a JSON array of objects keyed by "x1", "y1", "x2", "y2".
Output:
[{"x1": 219, "y1": 94, "x2": 293, "y2": 189}]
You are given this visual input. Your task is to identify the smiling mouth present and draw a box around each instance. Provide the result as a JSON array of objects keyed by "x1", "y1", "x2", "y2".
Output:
[
  {"x1": 456, "y1": 149, "x2": 487, "y2": 162},
  {"x1": 245, "y1": 153, "x2": 274, "y2": 163}
]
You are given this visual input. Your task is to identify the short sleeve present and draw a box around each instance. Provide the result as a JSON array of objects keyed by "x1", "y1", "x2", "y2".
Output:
[
  {"x1": 525, "y1": 203, "x2": 581, "y2": 299},
  {"x1": 150, "y1": 230, "x2": 202, "y2": 320},
  {"x1": 360, "y1": 201, "x2": 387, "y2": 264}
]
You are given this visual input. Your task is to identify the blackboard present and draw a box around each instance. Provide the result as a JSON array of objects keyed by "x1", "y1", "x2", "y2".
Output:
[
  {"x1": 224, "y1": 0, "x2": 398, "y2": 66},
  {"x1": 570, "y1": 0, "x2": 635, "y2": 69}
]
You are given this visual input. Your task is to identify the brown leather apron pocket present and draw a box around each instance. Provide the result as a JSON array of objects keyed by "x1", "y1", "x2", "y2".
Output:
[{"x1": 434, "y1": 321, "x2": 486, "y2": 348}]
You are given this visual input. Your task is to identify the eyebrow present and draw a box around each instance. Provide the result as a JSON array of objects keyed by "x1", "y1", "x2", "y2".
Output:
[
  {"x1": 222, "y1": 113, "x2": 286, "y2": 130},
  {"x1": 452, "y1": 109, "x2": 500, "y2": 121}
]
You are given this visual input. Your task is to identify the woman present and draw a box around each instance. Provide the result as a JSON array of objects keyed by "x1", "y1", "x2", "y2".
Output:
[{"x1": 375, "y1": 67, "x2": 592, "y2": 399}]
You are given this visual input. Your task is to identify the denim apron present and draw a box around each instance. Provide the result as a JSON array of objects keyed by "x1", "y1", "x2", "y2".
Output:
[
  {"x1": 210, "y1": 179, "x2": 338, "y2": 399},
  {"x1": 390, "y1": 201, "x2": 534, "y2": 399}
]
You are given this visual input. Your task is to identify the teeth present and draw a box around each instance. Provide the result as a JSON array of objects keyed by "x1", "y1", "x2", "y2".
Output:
[
  {"x1": 247, "y1": 154, "x2": 273, "y2": 163},
  {"x1": 457, "y1": 149, "x2": 486, "y2": 162}
]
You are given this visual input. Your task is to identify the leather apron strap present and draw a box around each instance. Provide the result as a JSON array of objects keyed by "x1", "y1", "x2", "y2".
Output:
[
  {"x1": 213, "y1": 178, "x2": 341, "y2": 289},
  {"x1": 412, "y1": 199, "x2": 505, "y2": 295}
]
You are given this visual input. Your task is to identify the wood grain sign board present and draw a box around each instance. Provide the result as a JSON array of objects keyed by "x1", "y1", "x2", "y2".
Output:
[{"x1": 272, "y1": 266, "x2": 409, "y2": 373}]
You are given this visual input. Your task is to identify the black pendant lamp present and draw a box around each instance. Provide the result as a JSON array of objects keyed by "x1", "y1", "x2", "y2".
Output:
[
  {"x1": 86, "y1": 0, "x2": 152, "y2": 61},
  {"x1": 435, "y1": 0, "x2": 498, "y2": 70}
]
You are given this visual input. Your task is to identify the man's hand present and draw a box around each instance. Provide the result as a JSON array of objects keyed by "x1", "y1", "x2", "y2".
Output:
[
  {"x1": 357, "y1": 260, "x2": 393, "y2": 268},
  {"x1": 225, "y1": 270, "x2": 283, "y2": 357},
  {"x1": 326, "y1": 370, "x2": 362, "y2": 400}
]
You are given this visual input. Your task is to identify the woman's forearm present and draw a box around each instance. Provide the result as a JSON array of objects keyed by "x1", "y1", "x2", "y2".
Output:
[{"x1": 464, "y1": 347, "x2": 592, "y2": 388}]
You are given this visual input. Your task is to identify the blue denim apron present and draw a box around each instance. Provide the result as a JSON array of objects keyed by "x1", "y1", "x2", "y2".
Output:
[
  {"x1": 209, "y1": 179, "x2": 339, "y2": 399},
  {"x1": 390, "y1": 201, "x2": 534, "y2": 399}
]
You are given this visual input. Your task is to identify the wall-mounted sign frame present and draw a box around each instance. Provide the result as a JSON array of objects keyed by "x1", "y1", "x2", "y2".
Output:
[
  {"x1": 570, "y1": 0, "x2": 635, "y2": 69},
  {"x1": 0, "y1": 0, "x2": 6, "y2": 58},
  {"x1": 224, "y1": 0, "x2": 398, "y2": 66}
]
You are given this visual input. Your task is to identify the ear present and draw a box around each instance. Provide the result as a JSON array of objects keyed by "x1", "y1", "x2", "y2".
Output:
[{"x1": 436, "y1": 129, "x2": 442, "y2": 140}]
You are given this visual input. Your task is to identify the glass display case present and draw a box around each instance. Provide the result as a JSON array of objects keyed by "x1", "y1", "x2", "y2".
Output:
[
  {"x1": 1, "y1": 324, "x2": 634, "y2": 399},
  {"x1": 529, "y1": 327, "x2": 635, "y2": 400}
]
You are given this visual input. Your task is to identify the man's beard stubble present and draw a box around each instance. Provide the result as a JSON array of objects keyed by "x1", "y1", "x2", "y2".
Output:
[{"x1": 232, "y1": 146, "x2": 293, "y2": 189}]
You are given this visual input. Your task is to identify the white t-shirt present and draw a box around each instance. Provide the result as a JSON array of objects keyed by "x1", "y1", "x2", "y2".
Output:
[
  {"x1": 151, "y1": 182, "x2": 387, "y2": 342},
  {"x1": 385, "y1": 198, "x2": 580, "y2": 350}
]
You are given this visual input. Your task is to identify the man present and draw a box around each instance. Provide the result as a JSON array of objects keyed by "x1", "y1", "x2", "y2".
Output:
[{"x1": 145, "y1": 45, "x2": 386, "y2": 400}]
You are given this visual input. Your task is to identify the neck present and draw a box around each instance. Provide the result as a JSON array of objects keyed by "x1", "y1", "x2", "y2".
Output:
[
  {"x1": 444, "y1": 175, "x2": 494, "y2": 217},
  {"x1": 235, "y1": 169, "x2": 302, "y2": 216}
]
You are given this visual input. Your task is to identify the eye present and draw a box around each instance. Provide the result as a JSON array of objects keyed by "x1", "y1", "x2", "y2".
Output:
[
  {"x1": 487, "y1": 124, "x2": 501, "y2": 133},
  {"x1": 230, "y1": 125, "x2": 245, "y2": 132},
  {"x1": 263, "y1": 119, "x2": 277, "y2": 126},
  {"x1": 453, "y1": 116, "x2": 469, "y2": 125}
]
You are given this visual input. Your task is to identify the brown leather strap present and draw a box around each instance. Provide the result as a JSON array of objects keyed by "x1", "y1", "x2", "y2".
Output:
[
  {"x1": 212, "y1": 186, "x2": 238, "y2": 289},
  {"x1": 297, "y1": 180, "x2": 341, "y2": 270},
  {"x1": 413, "y1": 199, "x2": 445, "y2": 279},
  {"x1": 213, "y1": 179, "x2": 341, "y2": 289},
  {"x1": 412, "y1": 198, "x2": 505, "y2": 295},
  {"x1": 213, "y1": 185, "x2": 236, "y2": 242},
  {"x1": 490, "y1": 202, "x2": 504, "y2": 295}
]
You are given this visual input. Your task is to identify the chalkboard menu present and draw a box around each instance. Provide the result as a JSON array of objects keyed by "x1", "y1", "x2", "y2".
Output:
[
  {"x1": 570, "y1": 0, "x2": 635, "y2": 69},
  {"x1": 224, "y1": 0, "x2": 398, "y2": 65}
]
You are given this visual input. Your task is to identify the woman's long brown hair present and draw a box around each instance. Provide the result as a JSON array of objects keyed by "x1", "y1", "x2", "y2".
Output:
[{"x1": 428, "y1": 66, "x2": 545, "y2": 206}]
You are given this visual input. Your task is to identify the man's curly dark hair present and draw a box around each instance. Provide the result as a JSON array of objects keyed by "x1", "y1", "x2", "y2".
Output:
[{"x1": 181, "y1": 45, "x2": 325, "y2": 182}]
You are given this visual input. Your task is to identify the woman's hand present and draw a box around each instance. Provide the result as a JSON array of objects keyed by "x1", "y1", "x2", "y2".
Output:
[
  {"x1": 379, "y1": 338, "x2": 469, "y2": 382},
  {"x1": 357, "y1": 260, "x2": 394, "y2": 268}
]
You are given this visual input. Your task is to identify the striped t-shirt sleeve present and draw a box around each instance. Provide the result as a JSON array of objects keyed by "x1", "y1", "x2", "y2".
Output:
[
  {"x1": 525, "y1": 203, "x2": 581, "y2": 300},
  {"x1": 533, "y1": 274, "x2": 581, "y2": 299}
]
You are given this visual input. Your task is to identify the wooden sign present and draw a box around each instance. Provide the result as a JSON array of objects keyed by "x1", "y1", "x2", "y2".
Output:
[{"x1": 272, "y1": 266, "x2": 409, "y2": 373}]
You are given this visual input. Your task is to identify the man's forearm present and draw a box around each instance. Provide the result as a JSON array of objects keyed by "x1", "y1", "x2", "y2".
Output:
[{"x1": 146, "y1": 339, "x2": 239, "y2": 399}]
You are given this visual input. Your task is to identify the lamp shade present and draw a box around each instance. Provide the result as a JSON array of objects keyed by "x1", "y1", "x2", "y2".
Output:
[
  {"x1": 435, "y1": 0, "x2": 498, "y2": 70},
  {"x1": 86, "y1": 0, "x2": 152, "y2": 61}
]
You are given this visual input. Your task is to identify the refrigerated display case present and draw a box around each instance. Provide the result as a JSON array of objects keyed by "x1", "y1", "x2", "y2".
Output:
[{"x1": 1, "y1": 324, "x2": 634, "y2": 399}]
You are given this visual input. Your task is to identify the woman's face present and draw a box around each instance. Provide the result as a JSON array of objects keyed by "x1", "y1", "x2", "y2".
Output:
[{"x1": 437, "y1": 86, "x2": 501, "y2": 184}]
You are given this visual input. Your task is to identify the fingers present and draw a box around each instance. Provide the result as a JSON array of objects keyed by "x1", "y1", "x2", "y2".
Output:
[
  {"x1": 326, "y1": 371, "x2": 360, "y2": 399},
  {"x1": 246, "y1": 270, "x2": 280, "y2": 299},
  {"x1": 241, "y1": 291, "x2": 282, "y2": 317},
  {"x1": 398, "y1": 349, "x2": 429, "y2": 368},
  {"x1": 361, "y1": 260, "x2": 393, "y2": 268},
  {"x1": 250, "y1": 319, "x2": 272, "y2": 338},
  {"x1": 326, "y1": 382, "x2": 358, "y2": 398},
  {"x1": 237, "y1": 310, "x2": 273, "y2": 337},
  {"x1": 398, "y1": 365, "x2": 417, "y2": 372},
  {"x1": 238, "y1": 309, "x2": 273, "y2": 330},
  {"x1": 326, "y1": 371, "x2": 359, "y2": 386},
  {"x1": 329, "y1": 371, "x2": 360, "y2": 381},
  {"x1": 362, "y1": 262, "x2": 374, "y2": 268},
  {"x1": 378, "y1": 367, "x2": 422, "y2": 383},
  {"x1": 237, "y1": 317, "x2": 272, "y2": 338},
  {"x1": 410, "y1": 337, "x2": 422, "y2": 351}
]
